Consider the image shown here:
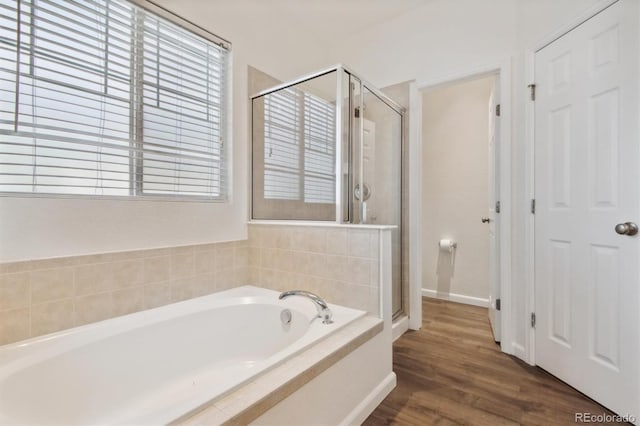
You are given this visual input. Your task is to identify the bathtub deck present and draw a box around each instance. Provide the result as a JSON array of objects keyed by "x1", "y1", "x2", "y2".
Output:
[
  {"x1": 178, "y1": 315, "x2": 383, "y2": 425},
  {"x1": 363, "y1": 298, "x2": 622, "y2": 425}
]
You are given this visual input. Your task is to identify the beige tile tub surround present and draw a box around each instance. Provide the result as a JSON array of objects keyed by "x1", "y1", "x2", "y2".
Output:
[
  {"x1": 0, "y1": 241, "x2": 250, "y2": 345},
  {"x1": 1, "y1": 223, "x2": 387, "y2": 345},
  {"x1": 247, "y1": 223, "x2": 382, "y2": 316}
]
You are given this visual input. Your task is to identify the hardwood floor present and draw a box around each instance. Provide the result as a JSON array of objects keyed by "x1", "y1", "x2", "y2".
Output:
[{"x1": 364, "y1": 298, "x2": 625, "y2": 426}]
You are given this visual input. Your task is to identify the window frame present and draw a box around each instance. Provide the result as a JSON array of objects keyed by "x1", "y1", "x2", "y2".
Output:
[{"x1": 0, "y1": 0, "x2": 232, "y2": 202}]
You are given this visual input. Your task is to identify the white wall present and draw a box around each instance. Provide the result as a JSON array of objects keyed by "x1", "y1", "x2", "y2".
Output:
[
  {"x1": 422, "y1": 76, "x2": 494, "y2": 300},
  {"x1": 332, "y1": 0, "x2": 518, "y2": 88},
  {"x1": 0, "y1": 1, "x2": 330, "y2": 262},
  {"x1": 328, "y1": 0, "x2": 602, "y2": 359}
]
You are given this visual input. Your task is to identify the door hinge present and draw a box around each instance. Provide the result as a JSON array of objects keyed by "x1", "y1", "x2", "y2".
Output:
[
  {"x1": 495, "y1": 104, "x2": 501, "y2": 117},
  {"x1": 530, "y1": 198, "x2": 536, "y2": 214},
  {"x1": 531, "y1": 312, "x2": 536, "y2": 328},
  {"x1": 495, "y1": 200, "x2": 501, "y2": 214},
  {"x1": 495, "y1": 298, "x2": 501, "y2": 311},
  {"x1": 528, "y1": 84, "x2": 536, "y2": 101},
  {"x1": 354, "y1": 107, "x2": 360, "y2": 118}
]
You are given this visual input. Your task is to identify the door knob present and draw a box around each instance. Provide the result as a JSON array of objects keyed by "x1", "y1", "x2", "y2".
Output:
[
  {"x1": 615, "y1": 222, "x2": 638, "y2": 236},
  {"x1": 481, "y1": 217, "x2": 490, "y2": 223}
]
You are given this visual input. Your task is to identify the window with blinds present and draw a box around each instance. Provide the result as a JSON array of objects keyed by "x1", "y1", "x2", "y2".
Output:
[
  {"x1": 0, "y1": 0, "x2": 229, "y2": 199},
  {"x1": 263, "y1": 87, "x2": 335, "y2": 203}
]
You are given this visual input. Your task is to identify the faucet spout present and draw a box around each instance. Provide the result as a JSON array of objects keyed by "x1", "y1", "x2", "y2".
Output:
[{"x1": 279, "y1": 290, "x2": 333, "y2": 324}]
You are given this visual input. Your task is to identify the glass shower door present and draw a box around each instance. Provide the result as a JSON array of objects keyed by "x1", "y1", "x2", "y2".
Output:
[{"x1": 350, "y1": 79, "x2": 404, "y2": 317}]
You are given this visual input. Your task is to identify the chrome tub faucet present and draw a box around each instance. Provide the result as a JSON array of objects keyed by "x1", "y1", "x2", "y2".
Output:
[{"x1": 279, "y1": 290, "x2": 333, "y2": 324}]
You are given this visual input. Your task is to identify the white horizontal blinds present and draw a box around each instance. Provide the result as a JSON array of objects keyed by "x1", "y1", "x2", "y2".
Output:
[
  {"x1": 263, "y1": 87, "x2": 301, "y2": 200},
  {"x1": 262, "y1": 86, "x2": 335, "y2": 204},
  {"x1": 303, "y1": 92, "x2": 335, "y2": 203},
  {"x1": 0, "y1": 0, "x2": 133, "y2": 195},
  {"x1": 0, "y1": 0, "x2": 228, "y2": 198},
  {"x1": 140, "y1": 7, "x2": 226, "y2": 197}
]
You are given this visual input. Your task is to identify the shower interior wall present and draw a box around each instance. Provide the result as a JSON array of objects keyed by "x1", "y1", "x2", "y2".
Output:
[{"x1": 379, "y1": 82, "x2": 412, "y2": 317}]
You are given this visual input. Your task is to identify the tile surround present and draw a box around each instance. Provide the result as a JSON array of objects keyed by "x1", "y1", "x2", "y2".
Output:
[
  {"x1": 0, "y1": 241, "x2": 250, "y2": 345},
  {"x1": 247, "y1": 224, "x2": 381, "y2": 316},
  {"x1": 0, "y1": 223, "x2": 384, "y2": 346}
]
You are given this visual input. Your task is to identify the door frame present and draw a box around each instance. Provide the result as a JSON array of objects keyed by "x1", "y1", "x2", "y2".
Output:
[
  {"x1": 525, "y1": 0, "x2": 620, "y2": 365},
  {"x1": 412, "y1": 60, "x2": 513, "y2": 354},
  {"x1": 407, "y1": 81, "x2": 423, "y2": 331}
]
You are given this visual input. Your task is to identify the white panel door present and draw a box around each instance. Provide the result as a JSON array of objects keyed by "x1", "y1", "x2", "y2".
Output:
[
  {"x1": 535, "y1": 0, "x2": 639, "y2": 419},
  {"x1": 488, "y1": 80, "x2": 501, "y2": 342}
]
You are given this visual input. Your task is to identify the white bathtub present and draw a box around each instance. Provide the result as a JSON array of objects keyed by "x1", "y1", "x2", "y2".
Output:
[{"x1": 0, "y1": 286, "x2": 365, "y2": 425}]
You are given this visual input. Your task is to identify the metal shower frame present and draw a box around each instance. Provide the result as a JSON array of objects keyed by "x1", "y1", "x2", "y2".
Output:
[{"x1": 250, "y1": 63, "x2": 406, "y2": 225}]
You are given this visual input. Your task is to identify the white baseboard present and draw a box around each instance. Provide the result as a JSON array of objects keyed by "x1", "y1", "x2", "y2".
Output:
[
  {"x1": 421, "y1": 288, "x2": 489, "y2": 308},
  {"x1": 511, "y1": 342, "x2": 527, "y2": 362},
  {"x1": 392, "y1": 315, "x2": 409, "y2": 342},
  {"x1": 341, "y1": 372, "x2": 397, "y2": 426}
]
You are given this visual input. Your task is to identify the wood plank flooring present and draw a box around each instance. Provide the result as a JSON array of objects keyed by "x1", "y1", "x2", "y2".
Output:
[{"x1": 364, "y1": 298, "x2": 625, "y2": 426}]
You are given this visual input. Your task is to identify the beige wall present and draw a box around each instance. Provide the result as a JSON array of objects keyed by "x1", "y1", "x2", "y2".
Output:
[{"x1": 422, "y1": 76, "x2": 494, "y2": 300}]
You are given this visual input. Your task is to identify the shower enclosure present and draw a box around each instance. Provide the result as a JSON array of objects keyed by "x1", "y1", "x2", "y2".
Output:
[{"x1": 251, "y1": 65, "x2": 405, "y2": 318}]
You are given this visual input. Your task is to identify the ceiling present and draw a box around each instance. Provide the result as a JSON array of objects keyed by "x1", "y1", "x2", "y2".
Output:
[
  {"x1": 267, "y1": 0, "x2": 430, "y2": 45},
  {"x1": 154, "y1": 0, "x2": 430, "y2": 47}
]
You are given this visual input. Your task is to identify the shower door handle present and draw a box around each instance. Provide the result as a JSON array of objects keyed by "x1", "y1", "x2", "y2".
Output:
[{"x1": 354, "y1": 183, "x2": 371, "y2": 201}]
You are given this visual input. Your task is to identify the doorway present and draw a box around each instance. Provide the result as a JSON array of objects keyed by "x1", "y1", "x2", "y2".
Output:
[{"x1": 420, "y1": 74, "x2": 501, "y2": 341}]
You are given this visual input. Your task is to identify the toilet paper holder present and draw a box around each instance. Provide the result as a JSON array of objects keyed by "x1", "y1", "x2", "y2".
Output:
[
  {"x1": 438, "y1": 239, "x2": 457, "y2": 252},
  {"x1": 439, "y1": 239, "x2": 457, "y2": 268}
]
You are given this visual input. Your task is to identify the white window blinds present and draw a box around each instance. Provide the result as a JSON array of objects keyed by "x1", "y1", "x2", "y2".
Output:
[
  {"x1": 263, "y1": 87, "x2": 335, "y2": 203},
  {"x1": 0, "y1": 0, "x2": 228, "y2": 198},
  {"x1": 303, "y1": 92, "x2": 335, "y2": 203}
]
